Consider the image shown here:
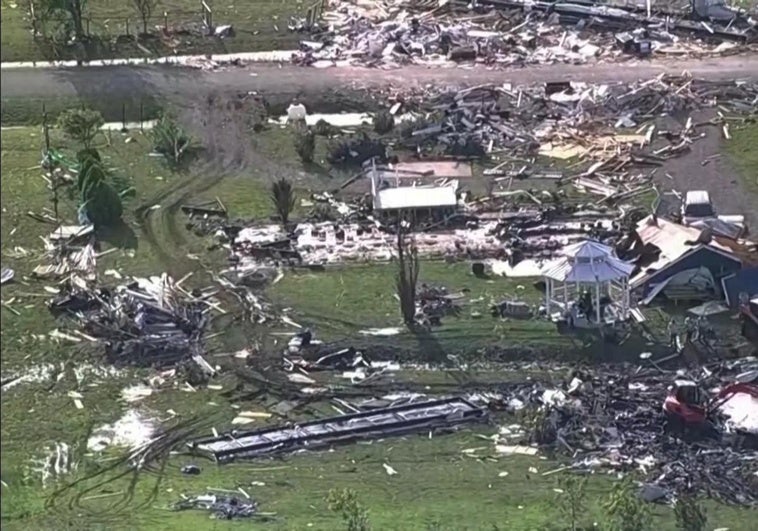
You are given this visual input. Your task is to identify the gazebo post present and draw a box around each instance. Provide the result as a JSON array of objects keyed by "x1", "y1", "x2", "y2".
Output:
[
  {"x1": 595, "y1": 280, "x2": 601, "y2": 323},
  {"x1": 545, "y1": 277, "x2": 551, "y2": 315}
]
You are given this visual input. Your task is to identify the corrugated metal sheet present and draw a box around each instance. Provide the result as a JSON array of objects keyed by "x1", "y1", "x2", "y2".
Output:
[
  {"x1": 636, "y1": 215, "x2": 733, "y2": 268},
  {"x1": 632, "y1": 216, "x2": 743, "y2": 291}
]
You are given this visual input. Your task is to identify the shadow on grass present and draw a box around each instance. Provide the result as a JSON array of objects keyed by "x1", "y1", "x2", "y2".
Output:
[{"x1": 98, "y1": 219, "x2": 138, "y2": 250}]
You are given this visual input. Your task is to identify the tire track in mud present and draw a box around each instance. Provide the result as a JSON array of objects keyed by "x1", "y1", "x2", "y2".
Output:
[
  {"x1": 45, "y1": 415, "x2": 220, "y2": 527},
  {"x1": 135, "y1": 93, "x2": 266, "y2": 271},
  {"x1": 135, "y1": 169, "x2": 225, "y2": 272}
]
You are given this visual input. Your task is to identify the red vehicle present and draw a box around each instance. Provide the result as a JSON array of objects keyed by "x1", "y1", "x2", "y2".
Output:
[{"x1": 663, "y1": 378, "x2": 758, "y2": 439}]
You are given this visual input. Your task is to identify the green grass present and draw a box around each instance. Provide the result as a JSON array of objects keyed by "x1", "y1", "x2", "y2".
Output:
[
  {"x1": 1, "y1": 0, "x2": 310, "y2": 63},
  {"x1": 269, "y1": 262, "x2": 582, "y2": 360},
  {"x1": 2, "y1": 125, "x2": 755, "y2": 530},
  {"x1": 726, "y1": 121, "x2": 758, "y2": 197},
  {"x1": 1, "y1": 95, "x2": 163, "y2": 127}
]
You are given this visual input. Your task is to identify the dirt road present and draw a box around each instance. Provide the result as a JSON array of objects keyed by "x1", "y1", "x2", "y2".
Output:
[{"x1": 3, "y1": 55, "x2": 758, "y2": 107}]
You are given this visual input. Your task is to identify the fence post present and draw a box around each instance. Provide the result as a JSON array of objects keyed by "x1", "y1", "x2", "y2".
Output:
[
  {"x1": 30, "y1": 0, "x2": 39, "y2": 37},
  {"x1": 86, "y1": 17, "x2": 90, "y2": 36},
  {"x1": 122, "y1": 102, "x2": 127, "y2": 132},
  {"x1": 126, "y1": 17, "x2": 130, "y2": 36},
  {"x1": 42, "y1": 104, "x2": 51, "y2": 153},
  {"x1": 164, "y1": 11, "x2": 168, "y2": 31},
  {"x1": 140, "y1": 101, "x2": 144, "y2": 132}
]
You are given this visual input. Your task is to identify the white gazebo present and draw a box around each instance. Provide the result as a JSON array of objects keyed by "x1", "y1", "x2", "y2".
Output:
[{"x1": 542, "y1": 240, "x2": 635, "y2": 325}]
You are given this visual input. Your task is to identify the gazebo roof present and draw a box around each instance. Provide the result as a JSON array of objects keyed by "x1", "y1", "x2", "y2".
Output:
[{"x1": 542, "y1": 240, "x2": 635, "y2": 283}]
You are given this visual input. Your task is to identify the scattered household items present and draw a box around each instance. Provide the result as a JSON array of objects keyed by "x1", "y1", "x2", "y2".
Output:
[
  {"x1": 47, "y1": 273, "x2": 217, "y2": 371},
  {"x1": 175, "y1": 493, "x2": 258, "y2": 520},
  {"x1": 416, "y1": 283, "x2": 461, "y2": 326},
  {"x1": 491, "y1": 299, "x2": 533, "y2": 319},
  {"x1": 681, "y1": 190, "x2": 746, "y2": 238},
  {"x1": 181, "y1": 464, "x2": 202, "y2": 475},
  {"x1": 292, "y1": 0, "x2": 757, "y2": 68},
  {"x1": 189, "y1": 397, "x2": 487, "y2": 462}
]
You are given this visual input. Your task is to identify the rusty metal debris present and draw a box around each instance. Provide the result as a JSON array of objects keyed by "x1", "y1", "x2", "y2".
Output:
[{"x1": 189, "y1": 397, "x2": 487, "y2": 462}]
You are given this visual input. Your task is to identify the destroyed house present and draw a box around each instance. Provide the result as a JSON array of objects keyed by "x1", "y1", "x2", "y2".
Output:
[
  {"x1": 367, "y1": 160, "x2": 467, "y2": 220},
  {"x1": 630, "y1": 216, "x2": 742, "y2": 303}
]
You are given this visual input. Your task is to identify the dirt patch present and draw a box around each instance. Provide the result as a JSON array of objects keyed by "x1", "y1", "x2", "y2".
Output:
[{"x1": 654, "y1": 111, "x2": 758, "y2": 229}]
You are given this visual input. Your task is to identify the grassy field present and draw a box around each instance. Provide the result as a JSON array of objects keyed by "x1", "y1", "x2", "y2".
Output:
[
  {"x1": 1, "y1": 95, "x2": 164, "y2": 128},
  {"x1": 268, "y1": 263, "x2": 579, "y2": 358},
  {"x1": 0, "y1": 0, "x2": 309, "y2": 63},
  {"x1": 3, "y1": 121, "x2": 758, "y2": 530},
  {"x1": 726, "y1": 121, "x2": 758, "y2": 197}
]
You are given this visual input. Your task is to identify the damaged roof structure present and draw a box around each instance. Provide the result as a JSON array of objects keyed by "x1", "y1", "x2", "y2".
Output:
[{"x1": 629, "y1": 215, "x2": 745, "y2": 304}]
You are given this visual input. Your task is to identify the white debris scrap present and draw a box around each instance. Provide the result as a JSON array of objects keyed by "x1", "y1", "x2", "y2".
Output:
[
  {"x1": 718, "y1": 391, "x2": 758, "y2": 435},
  {"x1": 359, "y1": 327, "x2": 403, "y2": 336},
  {"x1": 2, "y1": 363, "x2": 56, "y2": 391},
  {"x1": 87, "y1": 410, "x2": 156, "y2": 452},
  {"x1": 29, "y1": 442, "x2": 77, "y2": 487},
  {"x1": 121, "y1": 383, "x2": 155, "y2": 403}
]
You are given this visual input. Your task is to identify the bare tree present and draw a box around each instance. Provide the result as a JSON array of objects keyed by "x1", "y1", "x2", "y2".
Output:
[
  {"x1": 131, "y1": 0, "x2": 158, "y2": 35},
  {"x1": 395, "y1": 217, "x2": 419, "y2": 328}
]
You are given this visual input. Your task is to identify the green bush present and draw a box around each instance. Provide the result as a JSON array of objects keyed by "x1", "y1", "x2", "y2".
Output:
[{"x1": 373, "y1": 110, "x2": 395, "y2": 134}]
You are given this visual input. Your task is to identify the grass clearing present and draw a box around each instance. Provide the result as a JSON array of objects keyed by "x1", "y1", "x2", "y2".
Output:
[
  {"x1": 1, "y1": 95, "x2": 163, "y2": 127},
  {"x1": 1, "y1": 0, "x2": 309, "y2": 63},
  {"x1": 726, "y1": 121, "x2": 758, "y2": 197},
  {"x1": 269, "y1": 262, "x2": 583, "y2": 360}
]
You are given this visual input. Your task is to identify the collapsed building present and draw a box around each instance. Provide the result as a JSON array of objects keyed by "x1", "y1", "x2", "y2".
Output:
[
  {"x1": 292, "y1": 0, "x2": 757, "y2": 68},
  {"x1": 622, "y1": 215, "x2": 755, "y2": 306}
]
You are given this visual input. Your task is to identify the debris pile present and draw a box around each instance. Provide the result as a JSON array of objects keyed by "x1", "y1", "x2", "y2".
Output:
[
  {"x1": 293, "y1": 0, "x2": 756, "y2": 67},
  {"x1": 196, "y1": 75, "x2": 756, "y2": 272},
  {"x1": 175, "y1": 493, "x2": 258, "y2": 520},
  {"x1": 391, "y1": 76, "x2": 758, "y2": 166},
  {"x1": 416, "y1": 283, "x2": 461, "y2": 326},
  {"x1": 48, "y1": 274, "x2": 218, "y2": 370},
  {"x1": 33, "y1": 225, "x2": 98, "y2": 281},
  {"x1": 493, "y1": 358, "x2": 758, "y2": 506}
]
